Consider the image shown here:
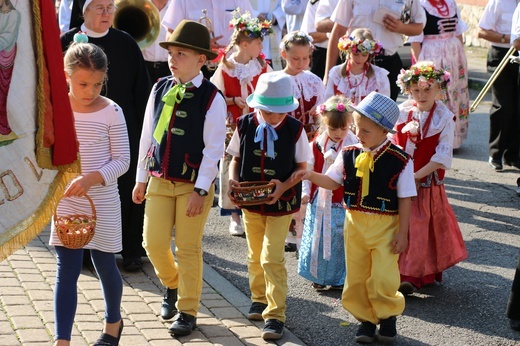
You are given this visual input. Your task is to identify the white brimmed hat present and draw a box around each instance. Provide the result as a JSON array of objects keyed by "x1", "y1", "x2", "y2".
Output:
[
  {"x1": 349, "y1": 92, "x2": 399, "y2": 134},
  {"x1": 247, "y1": 73, "x2": 299, "y2": 113}
]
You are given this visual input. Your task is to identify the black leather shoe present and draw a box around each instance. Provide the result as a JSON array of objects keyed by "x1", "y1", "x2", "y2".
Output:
[
  {"x1": 261, "y1": 319, "x2": 284, "y2": 340},
  {"x1": 168, "y1": 312, "x2": 197, "y2": 336},
  {"x1": 378, "y1": 316, "x2": 397, "y2": 343},
  {"x1": 122, "y1": 256, "x2": 143, "y2": 272},
  {"x1": 247, "y1": 302, "x2": 267, "y2": 320},
  {"x1": 160, "y1": 288, "x2": 177, "y2": 320},
  {"x1": 94, "y1": 319, "x2": 124, "y2": 346},
  {"x1": 510, "y1": 318, "x2": 520, "y2": 332},
  {"x1": 489, "y1": 157, "x2": 503, "y2": 172},
  {"x1": 355, "y1": 321, "x2": 376, "y2": 344}
]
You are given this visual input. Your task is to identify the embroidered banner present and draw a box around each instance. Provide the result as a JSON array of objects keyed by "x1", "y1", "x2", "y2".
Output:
[{"x1": 0, "y1": 0, "x2": 80, "y2": 260}]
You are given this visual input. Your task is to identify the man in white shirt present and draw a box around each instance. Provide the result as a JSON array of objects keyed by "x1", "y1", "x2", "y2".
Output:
[
  {"x1": 478, "y1": 0, "x2": 520, "y2": 171},
  {"x1": 325, "y1": 0, "x2": 425, "y2": 100}
]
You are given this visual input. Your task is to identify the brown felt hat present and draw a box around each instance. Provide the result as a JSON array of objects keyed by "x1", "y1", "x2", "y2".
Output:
[{"x1": 159, "y1": 20, "x2": 217, "y2": 60}]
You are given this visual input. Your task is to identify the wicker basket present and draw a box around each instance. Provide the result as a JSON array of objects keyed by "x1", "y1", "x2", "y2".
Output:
[
  {"x1": 54, "y1": 194, "x2": 96, "y2": 249},
  {"x1": 231, "y1": 181, "x2": 275, "y2": 206}
]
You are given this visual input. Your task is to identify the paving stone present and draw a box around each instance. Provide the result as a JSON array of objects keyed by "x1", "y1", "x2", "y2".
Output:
[
  {"x1": 202, "y1": 298, "x2": 233, "y2": 309},
  {"x1": 128, "y1": 313, "x2": 161, "y2": 323},
  {"x1": 229, "y1": 325, "x2": 264, "y2": 339},
  {"x1": 1, "y1": 295, "x2": 31, "y2": 306},
  {"x1": 32, "y1": 299, "x2": 54, "y2": 312},
  {"x1": 0, "y1": 333, "x2": 20, "y2": 345},
  {"x1": 174, "y1": 329, "x2": 209, "y2": 343},
  {"x1": 139, "y1": 327, "x2": 175, "y2": 341},
  {"x1": 10, "y1": 315, "x2": 44, "y2": 329},
  {"x1": 16, "y1": 328, "x2": 52, "y2": 343},
  {"x1": 197, "y1": 317, "x2": 221, "y2": 326},
  {"x1": 26, "y1": 289, "x2": 54, "y2": 301},
  {"x1": 220, "y1": 318, "x2": 254, "y2": 328},
  {"x1": 209, "y1": 336, "x2": 246, "y2": 346},
  {"x1": 122, "y1": 301, "x2": 155, "y2": 314},
  {"x1": 210, "y1": 307, "x2": 243, "y2": 319},
  {"x1": 3, "y1": 304, "x2": 37, "y2": 317},
  {"x1": 242, "y1": 337, "x2": 272, "y2": 345},
  {"x1": 149, "y1": 339, "x2": 183, "y2": 346},
  {"x1": 198, "y1": 324, "x2": 235, "y2": 338}
]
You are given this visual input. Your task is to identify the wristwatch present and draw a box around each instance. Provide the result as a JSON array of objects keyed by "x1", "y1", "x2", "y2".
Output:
[
  {"x1": 194, "y1": 187, "x2": 208, "y2": 196},
  {"x1": 501, "y1": 34, "x2": 506, "y2": 43}
]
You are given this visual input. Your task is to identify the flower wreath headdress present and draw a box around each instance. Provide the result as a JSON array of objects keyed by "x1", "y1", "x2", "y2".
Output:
[
  {"x1": 229, "y1": 9, "x2": 273, "y2": 39},
  {"x1": 280, "y1": 31, "x2": 314, "y2": 51},
  {"x1": 337, "y1": 35, "x2": 383, "y2": 56},
  {"x1": 317, "y1": 100, "x2": 350, "y2": 115},
  {"x1": 396, "y1": 61, "x2": 451, "y2": 94}
]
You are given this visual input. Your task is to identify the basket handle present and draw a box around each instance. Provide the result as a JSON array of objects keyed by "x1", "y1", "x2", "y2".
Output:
[{"x1": 54, "y1": 194, "x2": 96, "y2": 220}]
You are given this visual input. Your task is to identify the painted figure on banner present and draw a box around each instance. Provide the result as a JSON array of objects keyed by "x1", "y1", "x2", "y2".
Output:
[{"x1": 0, "y1": 0, "x2": 21, "y2": 146}]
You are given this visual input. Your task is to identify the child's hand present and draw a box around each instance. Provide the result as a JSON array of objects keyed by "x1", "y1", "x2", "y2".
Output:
[
  {"x1": 266, "y1": 179, "x2": 284, "y2": 204},
  {"x1": 234, "y1": 96, "x2": 246, "y2": 109},
  {"x1": 186, "y1": 192, "x2": 205, "y2": 217},
  {"x1": 63, "y1": 174, "x2": 94, "y2": 197},
  {"x1": 227, "y1": 179, "x2": 240, "y2": 204},
  {"x1": 390, "y1": 231, "x2": 408, "y2": 254},
  {"x1": 301, "y1": 195, "x2": 310, "y2": 205},
  {"x1": 291, "y1": 170, "x2": 311, "y2": 182},
  {"x1": 132, "y1": 183, "x2": 147, "y2": 204}
]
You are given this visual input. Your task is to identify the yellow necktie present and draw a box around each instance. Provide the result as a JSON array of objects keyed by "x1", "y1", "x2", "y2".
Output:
[
  {"x1": 355, "y1": 151, "x2": 374, "y2": 198},
  {"x1": 153, "y1": 82, "x2": 191, "y2": 143}
]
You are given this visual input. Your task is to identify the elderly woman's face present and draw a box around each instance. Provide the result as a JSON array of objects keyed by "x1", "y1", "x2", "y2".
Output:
[{"x1": 83, "y1": 0, "x2": 116, "y2": 33}]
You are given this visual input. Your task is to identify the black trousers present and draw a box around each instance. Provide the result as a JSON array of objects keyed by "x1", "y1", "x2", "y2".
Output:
[
  {"x1": 311, "y1": 46, "x2": 327, "y2": 80},
  {"x1": 487, "y1": 46, "x2": 520, "y2": 163},
  {"x1": 374, "y1": 52, "x2": 403, "y2": 101},
  {"x1": 507, "y1": 254, "x2": 520, "y2": 320},
  {"x1": 145, "y1": 61, "x2": 171, "y2": 84}
]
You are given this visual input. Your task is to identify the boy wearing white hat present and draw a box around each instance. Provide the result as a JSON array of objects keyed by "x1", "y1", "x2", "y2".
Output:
[
  {"x1": 226, "y1": 72, "x2": 312, "y2": 340},
  {"x1": 293, "y1": 91, "x2": 416, "y2": 344}
]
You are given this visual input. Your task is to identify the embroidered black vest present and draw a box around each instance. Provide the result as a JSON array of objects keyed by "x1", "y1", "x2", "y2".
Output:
[
  {"x1": 238, "y1": 113, "x2": 304, "y2": 215},
  {"x1": 148, "y1": 76, "x2": 219, "y2": 183},
  {"x1": 342, "y1": 142, "x2": 410, "y2": 215}
]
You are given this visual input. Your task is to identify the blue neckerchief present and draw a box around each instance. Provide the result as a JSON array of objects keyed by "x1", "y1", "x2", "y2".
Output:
[{"x1": 254, "y1": 122, "x2": 278, "y2": 159}]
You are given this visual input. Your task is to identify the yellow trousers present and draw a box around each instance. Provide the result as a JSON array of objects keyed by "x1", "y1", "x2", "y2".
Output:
[
  {"x1": 142, "y1": 177, "x2": 214, "y2": 317},
  {"x1": 242, "y1": 210, "x2": 292, "y2": 322},
  {"x1": 342, "y1": 210, "x2": 405, "y2": 324}
]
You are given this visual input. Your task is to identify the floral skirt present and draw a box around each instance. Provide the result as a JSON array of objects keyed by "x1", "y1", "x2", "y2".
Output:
[{"x1": 420, "y1": 34, "x2": 470, "y2": 149}]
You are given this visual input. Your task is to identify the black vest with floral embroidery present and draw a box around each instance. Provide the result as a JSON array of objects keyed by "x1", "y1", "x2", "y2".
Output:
[
  {"x1": 342, "y1": 142, "x2": 410, "y2": 215},
  {"x1": 148, "y1": 76, "x2": 219, "y2": 183},
  {"x1": 238, "y1": 113, "x2": 304, "y2": 216}
]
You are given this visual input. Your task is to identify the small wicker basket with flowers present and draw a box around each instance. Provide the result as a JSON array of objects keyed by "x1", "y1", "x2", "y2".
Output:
[{"x1": 54, "y1": 194, "x2": 96, "y2": 249}]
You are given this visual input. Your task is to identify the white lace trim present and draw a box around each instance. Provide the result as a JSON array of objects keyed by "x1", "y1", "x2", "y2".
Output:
[
  {"x1": 330, "y1": 65, "x2": 389, "y2": 104},
  {"x1": 286, "y1": 71, "x2": 324, "y2": 102},
  {"x1": 222, "y1": 55, "x2": 264, "y2": 82}
]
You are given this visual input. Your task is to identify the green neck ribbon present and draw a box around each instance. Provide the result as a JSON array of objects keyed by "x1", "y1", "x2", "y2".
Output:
[{"x1": 153, "y1": 82, "x2": 192, "y2": 143}]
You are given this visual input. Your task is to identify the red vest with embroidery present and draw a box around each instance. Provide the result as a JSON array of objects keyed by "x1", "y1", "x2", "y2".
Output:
[{"x1": 310, "y1": 141, "x2": 344, "y2": 203}]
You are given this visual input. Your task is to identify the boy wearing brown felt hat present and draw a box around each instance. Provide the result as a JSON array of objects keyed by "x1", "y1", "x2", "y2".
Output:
[{"x1": 132, "y1": 20, "x2": 226, "y2": 336}]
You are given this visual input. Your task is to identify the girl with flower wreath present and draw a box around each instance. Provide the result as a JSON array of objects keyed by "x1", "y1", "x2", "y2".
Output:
[
  {"x1": 278, "y1": 30, "x2": 325, "y2": 252},
  {"x1": 210, "y1": 9, "x2": 273, "y2": 236},
  {"x1": 408, "y1": 0, "x2": 469, "y2": 149},
  {"x1": 392, "y1": 61, "x2": 467, "y2": 295},
  {"x1": 324, "y1": 28, "x2": 390, "y2": 106},
  {"x1": 298, "y1": 95, "x2": 358, "y2": 290}
]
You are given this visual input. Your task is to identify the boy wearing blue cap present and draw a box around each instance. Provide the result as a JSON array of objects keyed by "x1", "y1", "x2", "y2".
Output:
[
  {"x1": 293, "y1": 91, "x2": 417, "y2": 344},
  {"x1": 227, "y1": 72, "x2": 312, "y2": 340}
]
